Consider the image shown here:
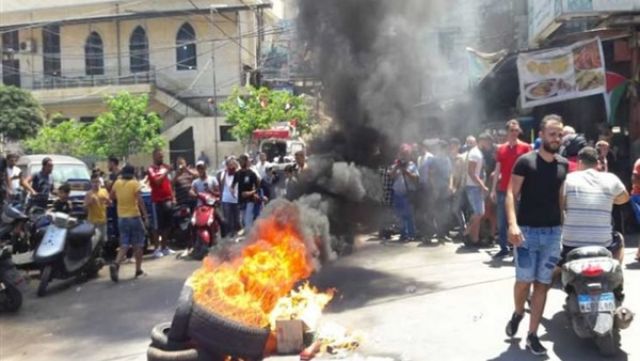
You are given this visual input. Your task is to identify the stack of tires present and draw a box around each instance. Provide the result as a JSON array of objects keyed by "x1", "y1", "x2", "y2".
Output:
[{"x1": 147, "y1": 285, "x2": 270, "y2": 361}]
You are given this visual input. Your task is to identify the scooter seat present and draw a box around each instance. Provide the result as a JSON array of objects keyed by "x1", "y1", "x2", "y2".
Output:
[
  {"x1": 67, "y1": 223, "x2": 95, "y2": 248},
  {"x1": 566, "y1": 246, "x2": 612, "y2": 262}
]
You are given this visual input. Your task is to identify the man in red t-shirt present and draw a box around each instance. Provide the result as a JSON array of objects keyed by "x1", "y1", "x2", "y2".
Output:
[
  {"x1": 147, "y1": 148, "x2": 174, "y2": 258},
  {"x1": 491, "y1": 119, "x2": 532, "y2": 258},
  {"x1": 631, "y1": 158, "x2": 640, "y2": 262}
]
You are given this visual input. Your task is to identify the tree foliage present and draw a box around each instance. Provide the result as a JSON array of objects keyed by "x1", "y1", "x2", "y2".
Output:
[
  {"x1": 0, "y1": 85, "x2": 45, "y2": 141},
  {"x1": 86, "y1": 92, "x2": 165, "y2": 159},
  {"x1": 220, "y1": 86, "x2": 311, "y2": 142},
  {"x1": 24, "y1": 120, "x2": 88, "y2": 157}
]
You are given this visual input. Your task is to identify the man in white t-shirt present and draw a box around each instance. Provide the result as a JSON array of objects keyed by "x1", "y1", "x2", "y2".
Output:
[
  {"x1": 219, "y1": 158, "x2": 239, "y2": 238},
  {"x1": 6, "y1": 153, "x2": 27, "y2": 202},
  {"x1": 560, "y1": 147, "x2": 629, "y2": 263},
  {"x1": 191, "y1": 161, "x2": 219, "y2": 206},
  {"x1": 255, "y1": 152, "x2": 271, "y2": 180},
  {"x1": 464, "y1": 133, "x2": 492, "y2": 245}
]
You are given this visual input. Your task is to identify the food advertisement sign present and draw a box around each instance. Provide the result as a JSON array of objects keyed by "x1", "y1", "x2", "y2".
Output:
[{"x1": 517, "y1": 38, "x2": 605, "y2": 108}]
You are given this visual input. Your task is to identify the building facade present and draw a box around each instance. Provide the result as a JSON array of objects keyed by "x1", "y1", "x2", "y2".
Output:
[{"x1": 1, "y1": 0, "x2": 289, "y2": 166}]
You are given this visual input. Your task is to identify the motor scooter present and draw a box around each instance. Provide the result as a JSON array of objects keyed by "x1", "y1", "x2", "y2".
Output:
[
  {"x1": 33, "y1": 212, "x2": 104, "y2": 297},
  {"x1": 0, "y1": 202, "x2": 31, "y2": 254},
  {"x1": 561, "y1": 245, "x2": 634, "y2": 356},
  {"x1": 0, "y1": 246, "x2": 26, "y2": 312},
  {"x1": 190, "y1": 193, "x2": 219, "y2": 260}
]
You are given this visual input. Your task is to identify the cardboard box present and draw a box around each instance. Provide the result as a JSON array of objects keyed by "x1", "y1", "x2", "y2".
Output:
[{"x1": 275, "y1": 319, "x2": 304, "y2": 354}]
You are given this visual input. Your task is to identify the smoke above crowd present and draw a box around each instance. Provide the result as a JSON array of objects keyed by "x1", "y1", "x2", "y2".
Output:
[{"x1": 248, "y1": 0, "x2": 489, "y2": 258}]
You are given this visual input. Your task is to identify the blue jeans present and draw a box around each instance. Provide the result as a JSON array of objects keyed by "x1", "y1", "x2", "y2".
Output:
[
  {"x1": 393, "y1": 193, "x2": 416, "y2": 239},
  {"x1": 243, "y1": 202, "x2": 256, "y2": 231},
  {"x1": 118, "y1": 217, "x2": 145, "y2": 248},
  {"x1": 496, "y1": 191, "x2": 508, "y2": 252},
  {"x1": 515, "y1": 226, "x2": 562, "y2": 285},
  {"x1": 631, "y1": 195, "x2": 640, "y2": 224}
]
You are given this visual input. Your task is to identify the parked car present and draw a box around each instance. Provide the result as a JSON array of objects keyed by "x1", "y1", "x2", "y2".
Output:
[{"x1": 16, "y1": 154, "x2": 91, "y2": 217}]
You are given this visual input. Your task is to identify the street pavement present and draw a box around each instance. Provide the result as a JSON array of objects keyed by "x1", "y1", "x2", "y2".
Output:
[{"x1": 2, "y1": 236, "x2": 640, "y2": 361}]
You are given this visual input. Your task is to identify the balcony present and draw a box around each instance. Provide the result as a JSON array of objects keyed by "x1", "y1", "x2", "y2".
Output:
[{"x1": 19, "y1": 67, "x2": 156, "y2": 91}]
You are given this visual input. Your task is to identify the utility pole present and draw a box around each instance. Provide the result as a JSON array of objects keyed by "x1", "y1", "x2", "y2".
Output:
[{"x1": 210, "y1": 6, "x2": 220, "y2": 168}]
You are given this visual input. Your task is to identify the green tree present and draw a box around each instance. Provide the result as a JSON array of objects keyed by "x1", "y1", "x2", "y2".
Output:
[
  {"x1": 220, "y1": 86, "x2": 311, "y2": 143},
  {"x1": 86, "y1": 92, "x2": 164, "y2": 159},
  {"x1": 0, "y1": 85, "x2": 45, "y2": 141},
  {"x1": 24, "y1": 120, "x2": 89, "y2": 157}
]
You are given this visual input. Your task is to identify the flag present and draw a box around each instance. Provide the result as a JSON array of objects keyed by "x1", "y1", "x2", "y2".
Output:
[{"x1": 605, "y1": 72, "x2": 628, "y2": 124}]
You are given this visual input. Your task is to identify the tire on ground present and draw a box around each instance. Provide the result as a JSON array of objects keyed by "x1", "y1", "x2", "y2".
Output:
[
  {"x1": 147, "y1": 346, "x2": 199, "y2": 361},
  {"x1": 150, "y1": 322, "x2": 189, "y2": 351},
  {"x1": 187, "y1": 303, "x2": 269, "y2": 360}
]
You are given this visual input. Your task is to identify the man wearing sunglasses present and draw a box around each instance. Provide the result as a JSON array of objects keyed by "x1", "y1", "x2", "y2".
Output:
[{"x1": 491, "y1": 119, "x2": 532, "y2": 258}]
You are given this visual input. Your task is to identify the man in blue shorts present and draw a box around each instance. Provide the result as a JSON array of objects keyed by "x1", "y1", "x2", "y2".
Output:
[{"x1": 504, "y1": 114, "x2": 568, "y2": 356}]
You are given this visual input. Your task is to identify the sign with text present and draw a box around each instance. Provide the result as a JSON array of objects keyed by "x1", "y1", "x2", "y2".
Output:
[{"x1": 517, "y1": 38, "x2": 606, "y2": 108}]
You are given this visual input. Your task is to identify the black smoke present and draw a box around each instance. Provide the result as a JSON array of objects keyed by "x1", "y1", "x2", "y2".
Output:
[{"x1": 298, "y1": 0, "x2": 431, "y2": 167}]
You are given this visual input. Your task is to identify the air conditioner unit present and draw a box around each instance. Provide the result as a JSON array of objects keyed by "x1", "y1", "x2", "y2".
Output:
[{"x1": 19, "y1": 39, "x2": 36, "y2": 53}]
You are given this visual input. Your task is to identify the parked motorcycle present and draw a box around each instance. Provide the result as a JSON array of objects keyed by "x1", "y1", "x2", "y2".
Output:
[
  {"x1": 561, "y1": 245, "x2": 634, "y2": 356},
  {"x1": 33, "y1": 212, "x2": 104, "y2": 297},
  {"x1": 0, "y1": 202, "x2": 31, "y2": 254},
  {"x1": 0, "y1": 246, "x2": 26, "y2": 312},
  {"x1": 190, "y1": 193, "x2": 219, "y2": 260}
]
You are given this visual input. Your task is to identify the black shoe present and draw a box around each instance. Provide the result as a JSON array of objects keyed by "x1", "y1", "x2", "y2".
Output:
[
  {"x1": 109, "y1": 263, "x2": 119, "y2": 283},
  {"x1": 526, "y1": 333, "x2": 547, "y2": 356},
  {"x1": 493, "y1": 249, "x2": 510, "y2": 259},
  {"x1": 505, "y1": 312, "x2": 524, "y2": 337},
  {"x1": 135, "y1": 269, "x2": 145, "y2": 278}
]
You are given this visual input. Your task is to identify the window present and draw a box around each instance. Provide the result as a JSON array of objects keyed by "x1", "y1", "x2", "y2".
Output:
[
  {"x1": 129, "y1": 26, "x2": 149, "y2": 73},
  {"x1": 85, "y1": 32, "x2": 104, "y2": 75},
  {"x1": 220, "y1": 126, "x2": 236, "y2": 142},
  {"x1": 176, "y1": 23, "x2": 197, "y2": 70},
  {"x1": 1, "y1": 30, "x2": 19, "y2": 52},
  {"x1": 79, "y1": 116, "x2": 96, "y2": 123},
  {"x1": 43, "y1": 25, "x2": 61, "y2": 76}
]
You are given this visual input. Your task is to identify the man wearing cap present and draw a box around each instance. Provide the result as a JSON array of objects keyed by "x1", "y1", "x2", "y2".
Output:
[
  {"x1": 192, "y1": 161, "x2": 219, "y2": 204},
  {"x1": 560, "y1": 146, "x2": 629, "y2": 264}
]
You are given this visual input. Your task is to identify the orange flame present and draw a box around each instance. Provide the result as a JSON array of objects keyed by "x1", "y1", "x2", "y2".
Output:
[{"x1": 190, "y1": 213, "x2": 315, "y2": 328}]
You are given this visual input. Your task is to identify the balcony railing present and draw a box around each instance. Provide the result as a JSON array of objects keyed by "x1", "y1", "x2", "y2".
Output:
[{"x1": 21, "y1": 67, "x2": 156, "y2": 91}]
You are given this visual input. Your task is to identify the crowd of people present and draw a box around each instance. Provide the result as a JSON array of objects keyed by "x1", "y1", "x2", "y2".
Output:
[{"x1": 389, "y1": 114, "x2": 640, "y2": 356}]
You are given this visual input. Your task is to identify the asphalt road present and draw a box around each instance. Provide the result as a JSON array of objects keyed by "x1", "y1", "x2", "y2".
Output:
[{"x1": 2, "y1": 236, "x2": 640, "y2": 361}]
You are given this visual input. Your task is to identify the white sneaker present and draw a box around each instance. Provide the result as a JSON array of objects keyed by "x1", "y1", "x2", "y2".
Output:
[
  {"x1": 162, "y1": 248, "x2": 175, "y2": 256},
  {"x1": 152, "y1": 249, "x2": 164, "y2": 258}
]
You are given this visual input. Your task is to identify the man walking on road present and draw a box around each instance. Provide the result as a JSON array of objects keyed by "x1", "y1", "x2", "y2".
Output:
[
  {"x1": 147, "y1": 149, "x2": 174, "y2": 258},
  {"x1": 505, "y1": 114, "x2": 568, "y2": 356},
  {"x1": 491, "y1": 120, "x2": 531, "y2": 258},
  {"x1": 233, "y1": 154, "x2": 260, "y2": 232},
  {"x1": 109, "y1": 165, "x2": 148, "y2": 281}
]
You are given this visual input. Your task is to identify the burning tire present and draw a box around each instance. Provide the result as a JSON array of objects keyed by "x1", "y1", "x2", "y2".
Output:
[
  {"x1": 168, "y1": 286, "x2": 193, "y2": 342},
  {"x1": 146, "y1": 346, "x2": 200, "y2": 361},
  {"x1": 187, "y1": 303, "x2": 270, "y2": 360}
]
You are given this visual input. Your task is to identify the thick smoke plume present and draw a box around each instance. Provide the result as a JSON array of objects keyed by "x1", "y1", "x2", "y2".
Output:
[{"x1": 248, "y1": 1, "x2": 486, "y2": 262}]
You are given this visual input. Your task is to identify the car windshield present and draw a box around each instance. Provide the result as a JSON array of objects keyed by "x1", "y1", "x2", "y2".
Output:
[{"x1": 30, "y1": 163, "x2": 90, "y2": 186}]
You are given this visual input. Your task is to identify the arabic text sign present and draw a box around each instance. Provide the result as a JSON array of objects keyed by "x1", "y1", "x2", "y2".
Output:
[{"x1": 517, "y1": 38, "x2": 605, "y2": 108}]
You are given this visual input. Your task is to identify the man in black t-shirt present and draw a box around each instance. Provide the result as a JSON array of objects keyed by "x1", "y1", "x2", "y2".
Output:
[
  {"x1": 504, "y1": 114, "x2": 568, "y2": 356},
  {"x1": 233, "y1": 154, "x2": 260, "y2": 232},
  {"x1": 28, "y1": 157, "x2": 54, "y2": 209}
]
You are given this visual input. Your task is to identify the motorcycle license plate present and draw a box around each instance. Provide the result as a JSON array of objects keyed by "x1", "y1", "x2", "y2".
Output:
[{"x1": 578, "y1": 292, "x2": 615, "y2": 313}]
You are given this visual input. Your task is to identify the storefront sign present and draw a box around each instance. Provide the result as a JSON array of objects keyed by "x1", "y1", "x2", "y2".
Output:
[{"x1": 517, "y1": 38, "x2": 606, "y2": 108}]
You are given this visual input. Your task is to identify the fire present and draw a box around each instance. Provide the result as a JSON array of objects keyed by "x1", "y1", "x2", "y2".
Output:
[
  {"x1": 190, "y1": 213, "x2": 319, "y2": 328},
  {"x1": 269, "y1": 282, "x2": 334, "y2": 330}
]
